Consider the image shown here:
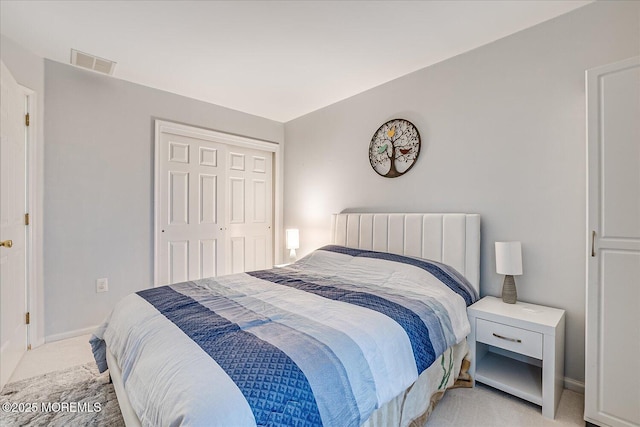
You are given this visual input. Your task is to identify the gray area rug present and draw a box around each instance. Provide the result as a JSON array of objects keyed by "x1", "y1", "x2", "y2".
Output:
[{"x1": 0, "y1": 362, "x2": 124, "y2": 427}]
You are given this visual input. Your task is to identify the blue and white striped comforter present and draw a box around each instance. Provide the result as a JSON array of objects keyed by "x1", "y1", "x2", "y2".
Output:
[{"x1": 91, "y1": 245, "x2": 477, "y2": 427}]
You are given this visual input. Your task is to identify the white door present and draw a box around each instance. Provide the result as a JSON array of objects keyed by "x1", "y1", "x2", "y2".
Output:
[
  {"x1": 227, "y1": 146, "x2": 273, "y2": 274},
  {"x1": 0, "y1": 61, "x2": 28, "y2": 390},
  {"x1": 586, "y1": 56, "x2": 640, "y2": 427},
  {"x1": 156, "y1": 132, "x2": 226, "y2": 286}
]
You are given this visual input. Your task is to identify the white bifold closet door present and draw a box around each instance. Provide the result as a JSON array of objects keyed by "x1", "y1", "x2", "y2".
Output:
[
  {"x1": 156, "y1": 127, "x2": 273, "y2": 286},
  {"x1": 226, "y1": 147, "x2": 273, "y2": 274}
]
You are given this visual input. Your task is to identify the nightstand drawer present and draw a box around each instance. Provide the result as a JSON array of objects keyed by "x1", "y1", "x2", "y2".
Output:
[{"x1": 476, "y1": 318, "x2": 543, "y2": 359}]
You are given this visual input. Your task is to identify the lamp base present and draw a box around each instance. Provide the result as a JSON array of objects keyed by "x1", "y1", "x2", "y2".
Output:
[
  {"x1": 289, "y1": 248, "x2": 297, "y2": 262},
  {"x1": 501, "y1": 275, "x2": 517, "y2": 304}
]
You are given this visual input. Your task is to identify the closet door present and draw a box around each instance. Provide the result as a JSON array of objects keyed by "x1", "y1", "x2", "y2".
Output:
[
  {"x1": 156, "y1": 132, "x2": 227, "y2": 286},
  {"x1": 585, "y1": 56, "x2": 640, "y2": 427},
  {"x1": 226, "y1": 146, "x2": 273, "y2": 274},
  {"x1": 155, "y1": 121, "x2": 277, "y2": 286}
]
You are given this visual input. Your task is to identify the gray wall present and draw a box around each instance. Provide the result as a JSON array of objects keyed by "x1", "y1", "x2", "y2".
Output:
[
  {"x1": 44, "y1": 60, "x2": 284, "y2": 338},
  {"x1": 283, "y1": 0, "x2": 640, "y2": 383},
  {"x1": 1, "y1": 34, "x2": 46, "y2": 345}
]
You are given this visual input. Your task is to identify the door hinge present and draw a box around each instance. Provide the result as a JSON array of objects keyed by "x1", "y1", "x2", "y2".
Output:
[
  {"x1": 25, "y1": 213, "x2": 30, "y2": 226},
  {"x1": 25, "y1": 312, "x2": 30, "y2": 325},
  {"x1": 25, "y1": 113, "x2": 30, "y2": 127}
]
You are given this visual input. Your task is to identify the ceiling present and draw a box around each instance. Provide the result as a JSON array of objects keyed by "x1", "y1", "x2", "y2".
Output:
[{"x1": 0, "y1": 1, "x2": 591, "y2": 122}]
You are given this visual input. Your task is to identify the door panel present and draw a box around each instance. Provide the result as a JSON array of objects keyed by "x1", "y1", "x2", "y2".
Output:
[
  {"x1": 199, "y1": 239, "x2": 217, "y2": 278},
  {"x1": 230, "y1": 236, "x2": 245, "y2": 274},
  {"x1": 600, "y1": 251, "x2": 640, "y2": 424},
  {"x1": 169, "y1": 141, "x2": 189, "y2": 163},
  {"x1": 199, "y1": 175, "x2": 217, "y2": 224},
  {"x1": 253, "y1": 180, "x2": 267, "y2": 222},
  {"x1": 226, "y1": 146, "x2": 273, "y2": 273},
  {"x1": 586, "y1": 57, "x2": 640, "y2": 427},
  {"x1": 168, "y1": 240, "x2": 188, "y2": 284},
  {"x1": 230, "y1": 152, "x2": 245, "y2": 170},
  {"x1": 199, "y1": 147, "x2": 218, "y2": 167},
  {"x1": 253, "y1": 236, "x2": 268, "y2": 270},
  {"x1": 157, "y1": 132, "x2": 226, "y2": 286},
  {"x1": 0, "y1": 61, "x2": 28, "y2": 390},
  {"x1": 169, "y1": 171, "x2": 189, "y2": 225},
  {"x1": 229, "y1": 178, "x2": 245, "y2": 223},
  {"x1": 156, "y1": 123, "x2": 275, "y2": 285},
  {"x1": 601, "y1": 68, "x2": 640, "y2": 239}
]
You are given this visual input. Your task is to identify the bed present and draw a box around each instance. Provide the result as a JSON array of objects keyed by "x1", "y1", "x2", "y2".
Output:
[{"x1": 91, "y1": 213, "x2": 480, "y2": 426}]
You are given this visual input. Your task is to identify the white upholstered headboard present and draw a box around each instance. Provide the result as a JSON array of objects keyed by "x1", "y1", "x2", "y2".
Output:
[{"x1": 330, "y1": 213, "x2": 480, "y2": 293}]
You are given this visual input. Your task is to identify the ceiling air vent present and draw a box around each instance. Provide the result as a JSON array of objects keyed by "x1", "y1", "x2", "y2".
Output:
[{"x1": 70, "y1": 49, "x2": 116, "y2": 75}]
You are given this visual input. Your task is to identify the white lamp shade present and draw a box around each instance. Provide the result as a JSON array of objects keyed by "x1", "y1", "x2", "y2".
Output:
[
  {"x1": 286, "y1": 229, "x2": 299, "y2": 250},
  {"x1": 495, "y1": 241, "x2": 523, "y2": 275}
]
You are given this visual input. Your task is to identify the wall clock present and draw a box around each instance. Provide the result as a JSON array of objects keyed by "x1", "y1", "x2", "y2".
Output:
[{"x1": 369, "y1": 119, "x2": 421, "y2": 178}]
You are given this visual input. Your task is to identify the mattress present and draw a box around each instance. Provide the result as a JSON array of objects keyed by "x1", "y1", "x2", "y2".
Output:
[{"x1": 92, "y1": 245, "x2": 478, "y2": 426}]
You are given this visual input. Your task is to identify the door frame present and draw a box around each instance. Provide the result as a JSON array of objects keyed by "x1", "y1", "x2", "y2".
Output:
[
  {"x1": 16, "y1": 84, "x2": 42, "y2": 350},
  {"x1": 153, "y1": 120, "x2": 283, "y2": 286},
  {"x1": 22, "y1": 85, "x2": 43, "y2": 350}
]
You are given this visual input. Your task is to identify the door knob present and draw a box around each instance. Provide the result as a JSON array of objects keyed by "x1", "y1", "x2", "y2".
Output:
[{"x1": 0, "y1": 240, "x2": 12, "y2": 248}]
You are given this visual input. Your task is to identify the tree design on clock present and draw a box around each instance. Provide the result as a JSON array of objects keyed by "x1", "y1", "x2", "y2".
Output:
[{"x1": 369, "y1": 119, "x2": 421, "y2": 178}]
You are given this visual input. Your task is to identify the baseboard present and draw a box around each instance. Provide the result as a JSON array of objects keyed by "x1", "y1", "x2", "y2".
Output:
[
  {"x1": 45, "y1": 325, "x2": 98, "y2": 343},
  {"x1": 31, "y1": 336, "x2": 45, "y2": 349},
  {"x1": 564, "y1": 377, "x2": 585, "y2": 394}
]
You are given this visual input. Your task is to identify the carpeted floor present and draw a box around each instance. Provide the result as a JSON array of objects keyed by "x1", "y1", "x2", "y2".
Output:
[
  {"x1": 0, "y1": 361, "x2": 584, "y2": 426},
  {"x1": 428, "y1": 383, "x2": 585, "y2": 426},
  {"x1": 0, "y1": 362, "x2": 123, "y2": 427}
]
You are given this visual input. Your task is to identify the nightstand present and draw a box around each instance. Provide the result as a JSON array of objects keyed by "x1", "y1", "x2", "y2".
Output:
[{"x1": 467, "y1": 296, "x2": 565, "y2": 419}]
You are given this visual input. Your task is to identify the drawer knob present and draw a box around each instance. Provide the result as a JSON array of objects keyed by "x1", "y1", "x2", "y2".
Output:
[{"x1": 493, "y1": 332, "x2": 522, "y2": 343}]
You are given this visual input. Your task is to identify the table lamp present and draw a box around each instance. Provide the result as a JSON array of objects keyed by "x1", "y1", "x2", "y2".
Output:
[
  {"x1": 495, "y1": 241, "x2": 523, "y2": 304},
  {"x1": 286, "y1": 229, "x2": 299, "y2": 261}
]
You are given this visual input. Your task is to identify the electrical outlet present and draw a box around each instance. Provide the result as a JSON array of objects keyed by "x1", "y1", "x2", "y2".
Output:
[{"x1": 96, "y1": 278, "x2": 108, "y2": 293}]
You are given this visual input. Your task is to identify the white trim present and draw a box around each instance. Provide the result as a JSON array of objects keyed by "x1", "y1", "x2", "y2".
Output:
[
  {"x1": 157, "y1": 121, "x2": 280, "y2": 153},
  {"x1": 563, "y1": 377, "x2": 584, "y2": 394},
  {"x1": 19, "y1": 85, "x2": 44, "y2": 350},
  {"x1": 45, "y1": 325, "x2": 98, "y2": 343},
  {"x1": 274, "y1": 139, "x2": 284, "y2": 265},
  {"x1": 32, "y1": 336, "x2": 44, "y2": 349},
  {"x1": 153, "y1": 120, "x2": 283, "y2": 286},
  {"x1": 153, "y1": 121, "x2": 161, "y2": 286}
]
